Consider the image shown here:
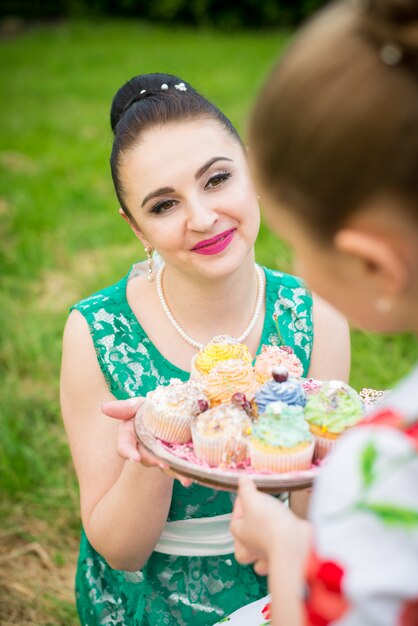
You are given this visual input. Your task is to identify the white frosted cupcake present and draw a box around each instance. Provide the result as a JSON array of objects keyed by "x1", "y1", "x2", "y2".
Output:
[
  {"x1": 143, "y1": 379, "x2": 208, "y2": 443},
  {"x1": 191, "y1": 403, "x2": 252, "y2": 467}
]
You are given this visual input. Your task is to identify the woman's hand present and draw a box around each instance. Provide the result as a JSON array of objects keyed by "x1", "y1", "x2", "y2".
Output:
[
  {"x1": 231, "y1": 477, "x2": 311, "y2": 574},
  {"x1": 101, "y1": 397, "x2": 192, "y2": 486}
]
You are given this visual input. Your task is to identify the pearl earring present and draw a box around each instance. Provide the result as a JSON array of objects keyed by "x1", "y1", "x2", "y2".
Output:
[
  {"x1": 376, "y1": 296, "x2": 392, "y2": 314},
  {"x1": 145, "y1": 247, "x2": 154, "y2": 282}
]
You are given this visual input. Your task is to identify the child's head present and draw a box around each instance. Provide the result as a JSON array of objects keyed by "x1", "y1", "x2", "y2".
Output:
[{"x1": 250, "y1": 0, "x2": 418, "y2": 333}]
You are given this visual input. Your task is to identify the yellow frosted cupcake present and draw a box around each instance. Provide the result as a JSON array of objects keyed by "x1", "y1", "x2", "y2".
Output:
[
  {"x1": 192, "y1": 403, "x2": 252, "y2": 467},
  {"x1": 249, "y1": 402, "x2": 314, "y2": 472},
  {"x1": 254, "y1": 345, "x2": 303, "y2": 385},
  {"x1": 143, "y1": 379, "x2": 208, "y2": 443},
  {"x1": 191, "y1": 335, "x2": 252, "y2": 379},
  {"x1": 204, "y1": 358, "x2": 257, "y2": 406}
]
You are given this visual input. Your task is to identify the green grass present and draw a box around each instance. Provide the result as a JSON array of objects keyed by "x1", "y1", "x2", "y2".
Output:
[{"x1": 0, "y1": 18, "x2": 417, "y2": 624}]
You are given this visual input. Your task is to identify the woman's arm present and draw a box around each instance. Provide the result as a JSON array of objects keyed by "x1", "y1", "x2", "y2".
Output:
[
  {"x1": 60, "y1": 310, "x2": 173, "y2": 571},
  {"x1": 307, "y1": 293, "x2": 351, "y2": 382}
]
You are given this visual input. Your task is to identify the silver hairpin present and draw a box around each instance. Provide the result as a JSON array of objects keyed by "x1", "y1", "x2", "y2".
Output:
[
  {"x1": 380, "y1": 42, "x2": 403, "y2": 66},
  {"x1": 140, "y1": 89, "x2": 146, "y2": 94},
  {"x1": 161, "y1": 83, "x2": 169, "y2": 90},
  {"x1": 174, "y1": 82, "x2": 187, "y2": 91}
]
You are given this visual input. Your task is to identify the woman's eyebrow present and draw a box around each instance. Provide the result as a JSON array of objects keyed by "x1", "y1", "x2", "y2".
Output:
[
  {"x1": 195, "y1": 156, "x2": 233, "y2": 180},
  {"x1": 141, "y1": 157, "x2": 233, "y2": 207},
  {"x1": 141, "y1": 186, "x2": 175, "y2": 207}
]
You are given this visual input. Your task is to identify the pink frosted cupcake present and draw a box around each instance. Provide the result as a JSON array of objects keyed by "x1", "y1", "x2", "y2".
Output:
[
  {"x1": 192, "y1": 403, "x2": 252, "y2": 467},
  {"x1": 143, "y1": 379, "x2": 208, "y2": 443},
  {"x1": 254, "y1": 345, "x2": 303, "y2": 385}
]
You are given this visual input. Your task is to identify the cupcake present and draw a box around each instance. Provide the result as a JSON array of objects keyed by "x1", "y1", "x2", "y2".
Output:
[
  {"x1": 191, "y1": 335, "x2": 252, "y2": 379},
  {"x1": 204, "y1": 358, "x2": 257, "y2": 406},
  {"x1": 255, "y1": 366, "x2": 307, "y2": 415},
  {"x1": 249, "y1": 402, "x2": 314, "y2": 472},
  {"x1": 191, "y1": 403, "x2": 252, "y2": 467},
  {"x1": 305, "y1": 380, "x2": 364, "y2": 460},
  {"x1": 254, "y1": 345, "x2": 303, "y2": 385},
  {"x1": 142, "y1": 379, "x2": 208, "y2": 443}
]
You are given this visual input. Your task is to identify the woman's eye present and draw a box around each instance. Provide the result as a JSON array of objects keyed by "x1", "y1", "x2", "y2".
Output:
[
  {"x1": 206, "y1": 171, "x2": 231, "y2": 189},
  {"x1": 150, "y1": 199, "x2": 176, "y2": 214}
]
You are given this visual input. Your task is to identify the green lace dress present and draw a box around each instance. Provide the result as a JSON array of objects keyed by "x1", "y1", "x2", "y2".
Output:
[{"x1": 71, "y1": 263, "x2": 313, "y2": 626}]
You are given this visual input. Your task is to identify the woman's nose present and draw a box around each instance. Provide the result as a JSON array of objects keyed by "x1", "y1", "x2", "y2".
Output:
[{"x1": 186, "y1": 200, "x2": 218, "y2": 232}]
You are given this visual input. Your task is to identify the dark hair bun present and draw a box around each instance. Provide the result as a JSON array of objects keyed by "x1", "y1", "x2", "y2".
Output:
[{"x1": 110, "y1": 73, "x2": 192, "y2": 133}]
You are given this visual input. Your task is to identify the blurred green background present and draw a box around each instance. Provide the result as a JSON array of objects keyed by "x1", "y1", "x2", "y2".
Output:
[{"x1": 1, "y1": 6, "x2": 417, "y2": 625}]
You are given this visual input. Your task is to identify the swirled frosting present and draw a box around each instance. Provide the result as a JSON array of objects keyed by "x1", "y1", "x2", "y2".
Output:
[
  {"x1": 254, "y1": 345, "x2": 303, "y2": 384},
  {"x1": 204, "y1": 358, "x2": 256, "y2": 406},
  {"x1": 251, "y1": 409, "x2": 312, "y2": 448},
  {"x1": 194, "y1": 335, "x2": 252, "y2": 376},
  {"x1": 255, "y1": 377, "x2": 307, "y2": 414},
  {"x1": 305, "y1": 380, "x2": 364, "y2": 434}
]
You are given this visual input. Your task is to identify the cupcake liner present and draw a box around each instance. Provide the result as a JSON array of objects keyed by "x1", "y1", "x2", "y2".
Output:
[
  {"x1": 192, "y1": 427, "x2": 248, "y2": 467},
  {"x1": 313, "y1": 434, "x2": 338, "y2": 460},
  {"x1": 249, "y1": 440, "x2": 314, "y2": 473},
  {"x1": 142, "y1": 403, "x2": 193, "y2": 444}
]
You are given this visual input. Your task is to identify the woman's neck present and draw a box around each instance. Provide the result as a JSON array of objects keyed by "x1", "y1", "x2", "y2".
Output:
[{"x1": 160, "y1": 253, "x2": 261, "y2": 345}]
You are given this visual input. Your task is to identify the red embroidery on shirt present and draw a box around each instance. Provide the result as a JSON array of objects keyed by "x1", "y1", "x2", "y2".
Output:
[
  {"x1": 399, "y1": 597, "x2": 418, "y2": 626},
  {"x1": 261, "y1": 602, "x2": 271, "y2": 619},
  {"x1": 304, "y1": 551, "x2": 349, "y2": 626}
]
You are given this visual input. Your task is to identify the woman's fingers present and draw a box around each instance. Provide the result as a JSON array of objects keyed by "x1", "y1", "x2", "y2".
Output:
[
  {"x1": 254, "y1": 559, "x2": 268, "y2": 576},
  {"x1": 101, "y1": 397, "x2": 145, "y2": 420},
  {"x1": 117, "y1": 419, "x2": 141, "y2": 462}
]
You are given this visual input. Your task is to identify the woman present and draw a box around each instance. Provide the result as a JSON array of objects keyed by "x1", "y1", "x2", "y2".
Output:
[{"x1": 60, "y1": 73, "x2": 349, "y2": 625}]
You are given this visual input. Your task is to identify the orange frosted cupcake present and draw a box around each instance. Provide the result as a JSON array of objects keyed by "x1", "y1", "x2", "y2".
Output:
[
  {"x1": 254, "y1": 345, "x2": 303, "y2": 385},
  {"x1": 204, "y1": 358, "x2": 257, "y2": 406},
  {"x1": 191, "y1": 335, "x2": 252, "y2": 380},
  {"x1": 143, "y1": 379, "x2": 208, "y2": 443},
  {"x1": 191, "y1": 403, "x2": 252, "y2": 467}
]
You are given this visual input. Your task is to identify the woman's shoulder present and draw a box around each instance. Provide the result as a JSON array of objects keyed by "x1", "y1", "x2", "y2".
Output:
[
  {"x1": 71, "y1": 269, "x2": 131, "y2": 317},
  {"x1": 263, "y1": 265, "x2": 309, "y2": 292}
]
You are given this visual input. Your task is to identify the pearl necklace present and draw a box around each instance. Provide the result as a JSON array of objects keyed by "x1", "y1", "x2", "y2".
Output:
[{"x1": 156, "y1": 263, "x2": 265, "y2": 351}]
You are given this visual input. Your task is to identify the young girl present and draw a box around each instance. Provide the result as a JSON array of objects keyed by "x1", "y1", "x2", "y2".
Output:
[
  {"x1": 60, "y1": 73, "x2": 349, "y2": 625},
  {"x1": 223, "y1": 1, "x2": 418, "y2": 624}
]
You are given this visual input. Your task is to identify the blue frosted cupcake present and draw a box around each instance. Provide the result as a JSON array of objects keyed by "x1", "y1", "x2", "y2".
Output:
[{"x1": 255, "y1": 366, "x2": 307, "y2": 415}]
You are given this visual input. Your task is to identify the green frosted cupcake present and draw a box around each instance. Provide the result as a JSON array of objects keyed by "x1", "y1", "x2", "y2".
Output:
[
  {"x1": 249, "y1": 401, "x2": 314, "y2": 473},
  {"x1": 305, "y1": 380, "x2": 364, "y2": 460}
]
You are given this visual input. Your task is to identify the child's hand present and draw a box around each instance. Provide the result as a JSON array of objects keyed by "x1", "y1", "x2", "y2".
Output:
[
  {"x1": 101, "y1": 398, "x2": 192, "y2": 487},
  {"x1": 231, "y1": 477, "x2": 310, "y2": 572}
]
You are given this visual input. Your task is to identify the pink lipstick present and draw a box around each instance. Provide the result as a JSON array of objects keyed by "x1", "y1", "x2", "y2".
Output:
[{"x1": 191, "y1": 228, "x2": 236, "y2": 255}]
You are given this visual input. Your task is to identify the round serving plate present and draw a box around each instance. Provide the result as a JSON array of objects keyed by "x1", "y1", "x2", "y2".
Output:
[{"x1": 135, "y1": 416, "x2": 320, "y2": 494}]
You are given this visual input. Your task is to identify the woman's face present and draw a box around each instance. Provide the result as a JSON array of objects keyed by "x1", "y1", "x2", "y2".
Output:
[{"x1": 120, "y1": 118, "x2": 260, "y2": 279}]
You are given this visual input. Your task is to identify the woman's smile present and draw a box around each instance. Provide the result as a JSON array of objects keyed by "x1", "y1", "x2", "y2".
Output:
[{"x1": 191, "y1": 228, "x2": 236, "y2": 255}]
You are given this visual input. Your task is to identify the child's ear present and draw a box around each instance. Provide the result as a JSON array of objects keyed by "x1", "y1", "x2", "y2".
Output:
[
  {"x1": 334, "y1": 229, "x2": 409, "y2": 296},
  {"x1": 118, "y1": 208, "x2": 151, "y2": 249}
]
